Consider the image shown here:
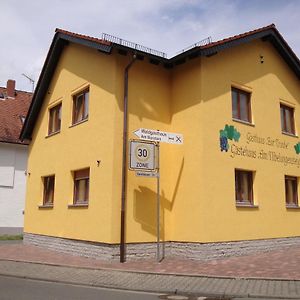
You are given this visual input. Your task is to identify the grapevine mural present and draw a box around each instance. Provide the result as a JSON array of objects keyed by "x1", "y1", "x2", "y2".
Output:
[
  {"x1": 219, "y1": 124, "x2": 241, "y2": 152},
  {"x1": 294, "y1": 142, "x2": 300, "y2": 154}
]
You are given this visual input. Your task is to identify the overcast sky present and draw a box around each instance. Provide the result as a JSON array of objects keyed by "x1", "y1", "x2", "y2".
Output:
[{"x1": 1, "y1": 0, "x2": 300, "y2": 92}]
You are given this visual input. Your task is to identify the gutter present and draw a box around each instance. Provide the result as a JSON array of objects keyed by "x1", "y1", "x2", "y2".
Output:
[{"x1": 120, "y1": 53, "x2": 137, "y2": 263}]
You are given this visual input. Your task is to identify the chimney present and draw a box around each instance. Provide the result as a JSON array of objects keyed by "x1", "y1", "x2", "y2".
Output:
[{"x1": 7, "y1": 80, "x2": 16, "y2": 98}]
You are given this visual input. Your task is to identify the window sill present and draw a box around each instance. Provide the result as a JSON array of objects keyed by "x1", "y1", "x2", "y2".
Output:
[
  {"x1": 69, "y1": 118, "x2": 88, "y2": 128},
  {"x1": 38, "y1": 204, "x2": 54, "y2": 209},
  {"x1": 286, "y1": 205, "x2": 300, "y2": 209},
  {"x1": 236, "y1": 202, "x2": 258, "y2": 208},
  {"x1": 282, "y1": 131, "x2": 298, "y2": 138},
  {"x1": 68, "y1": 203, "x2": 89, "y2": 208},
  {"x1": 45, "y1": 130, "x2": 60, "y2": 138},
  {"x1": 232, "y1": 118, "x2": 255, "y2": 127}
]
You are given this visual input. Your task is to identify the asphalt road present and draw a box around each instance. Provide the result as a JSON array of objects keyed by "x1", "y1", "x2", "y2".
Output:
[{"x1": 0, "y1": 275, "x2": 162, "y2": 300}]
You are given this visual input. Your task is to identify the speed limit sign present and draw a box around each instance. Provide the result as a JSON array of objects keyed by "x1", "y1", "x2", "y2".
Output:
[{"x1": 129, "y1": 140, "x2": 156, "y2": 171}]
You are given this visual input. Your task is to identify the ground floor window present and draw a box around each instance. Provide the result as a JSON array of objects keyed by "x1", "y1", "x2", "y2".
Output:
[
  {"x1": 235, "y1": 169, "x2": 253, "y2": 205},
  {"x1": 73, "y1": 168, "x2": 90, "y2": 204},
  {"x1": 43, "y1": 175, "x2": 55, "y2": 206},
  {"x1": 285, "y1": 176, "x2": 298, "y2": 207}
]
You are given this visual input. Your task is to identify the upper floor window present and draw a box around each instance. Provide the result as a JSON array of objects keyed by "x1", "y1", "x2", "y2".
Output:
[
  {"x1": 73, "y1": 168, "x2": 90, "y2": 205},
  {"x1": 235, "y1": 169, "x2": 254, "y2": 206},
  {"x1": 43, "y1": 175, "x2": 55, "y2": 206},
  {"x1": 72, "y1": 89, "x2": 89, "y2": 125},
  {"x1": 48, "y1": 103, "x2": 61, "y2": 135},
  {"x1": 285, "y1": 176, "x2": 298, "y2": 207},
  {"x1": 232, "y1": 88, "x2": 251, "y2": 123},
  {"x1": 280, "y1": 104, "x2": 295, "y2": 135}
]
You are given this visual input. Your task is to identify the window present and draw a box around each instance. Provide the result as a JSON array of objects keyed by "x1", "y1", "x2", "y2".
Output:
[
  {"x1": 73, "y1": 168, "x2": 90, "y2": 204},
  {"x1": 43, "y1": 176, "x2": 55, "y2": 206},
  {"x1": 285, "y1": 176, "x2": 298, "y2": 207},
  {"x1": 232, "y1": 88, "x2": 251, "y2": 123},
  {"x1": 48, "y1": 103, "x2": 62, "y2": 135},
  {"x1": 280, "y1": 104, "x2": 295, "y2": 135},
  {"x1": 0, "y1": 147, "x2": 15, "y2": 187},
  {"x1": 235, "y1": 170, "x2": 253, "y2": 205},
  {"x1": 72, "y1": 89, "x2": 89, "y2": 125}
]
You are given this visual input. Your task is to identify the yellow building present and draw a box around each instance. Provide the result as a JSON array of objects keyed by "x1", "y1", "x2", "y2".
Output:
[{"x1": 21, "y1": 24, "x2": 300, "y2": 261}]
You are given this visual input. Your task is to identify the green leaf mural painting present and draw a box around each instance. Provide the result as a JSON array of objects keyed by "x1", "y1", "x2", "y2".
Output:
[
  {"x1": 294, "y1": 142, "x2": 300, "y2": 154},
  {"x1": 219, "y1": 125, "x2": 241, "y2": 152}
]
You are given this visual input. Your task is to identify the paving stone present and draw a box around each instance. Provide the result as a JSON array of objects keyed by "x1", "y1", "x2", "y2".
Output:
[{"x1": 0, "y1": 243, "x2": 300, "y2": 298}]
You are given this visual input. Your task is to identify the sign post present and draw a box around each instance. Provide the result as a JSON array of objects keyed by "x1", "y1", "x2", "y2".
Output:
[
  {"x1": 130, "y1": 128, "x2": 183, "y2": 262},
  {"x1": 156, "y1": 142, "x2": 160, "y2": 262}
]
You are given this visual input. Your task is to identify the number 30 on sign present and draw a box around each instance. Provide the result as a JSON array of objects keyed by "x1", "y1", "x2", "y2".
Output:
[{"x1": 129, "y1": 140, "x2": 156, "y2": 171}]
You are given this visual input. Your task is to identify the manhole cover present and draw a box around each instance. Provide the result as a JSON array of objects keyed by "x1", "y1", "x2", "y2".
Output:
[
  {"x1": 166, "y1": 296, "x2": 189, "y2": 300},
  {"x1": 159, "y1": 295, "x2": 231, "y2": 300},
  {"x1": 197, "y1": 298, "x2": 232, "y2": 300},
  {"x1": 199, "y1": 298, "x2": 231, "y2": 300},
  {"x1": 159, "y1": 295, "x2": 189, "y2": 300}
]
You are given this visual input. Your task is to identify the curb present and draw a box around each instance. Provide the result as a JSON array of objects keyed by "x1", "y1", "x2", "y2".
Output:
[
  {"x1": 0, "y1": 260, "x2": 300, "y2": 299},
  {"x1": 0, "y1": 257, "x2": 300, "y2": 283}
]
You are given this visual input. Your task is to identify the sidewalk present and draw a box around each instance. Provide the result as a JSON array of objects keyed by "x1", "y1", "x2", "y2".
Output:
[{"x1": 0, "y1": 241, "x2": 300, "y2": 299}]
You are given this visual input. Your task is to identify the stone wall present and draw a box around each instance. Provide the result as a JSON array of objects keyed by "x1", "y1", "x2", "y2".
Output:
[{"x1": 24, "y1": 233, "x2": 300, "y2": 261}]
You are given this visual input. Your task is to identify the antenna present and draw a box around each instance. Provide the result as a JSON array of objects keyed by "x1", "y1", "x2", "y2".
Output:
[{"x1": 22, "y1": 73, "x2": 35, "y2": 92}]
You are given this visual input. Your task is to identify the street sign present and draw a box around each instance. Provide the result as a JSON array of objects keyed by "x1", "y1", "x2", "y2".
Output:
[
  {"x1": 136, "y1": 171, "x2": 159, "y2": 178},
  {"x1": 133, "y1": 128, "x2": 183, "y2": 145},
  {"x1": 130, "y1": 128, "x2": 183, "y2": 262},
  {"x1": 129, "y1": 140, "x2": 156, "y2": 171}
]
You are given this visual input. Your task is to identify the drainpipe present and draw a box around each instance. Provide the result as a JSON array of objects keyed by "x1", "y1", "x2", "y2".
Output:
[{"x1": 120, "y1": 53, "x2": 137, "y2": 263}]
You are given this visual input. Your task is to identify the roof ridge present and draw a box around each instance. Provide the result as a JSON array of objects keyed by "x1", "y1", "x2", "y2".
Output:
[
  {"x1": 21, "y1": 24, "x2": 300, "y2": 141},
  {"x1": 200, "y1": 23, "x2": 276, "y2": 49},
  {"x1": 55, "y1": 28, "x2": 111, "y2": 46},
  {"x1": 55, "y1": 24, "x2": 277, "y2": 57},
  {"x1": 0, "y1": 87, "x2": 33, "y2": 94}
]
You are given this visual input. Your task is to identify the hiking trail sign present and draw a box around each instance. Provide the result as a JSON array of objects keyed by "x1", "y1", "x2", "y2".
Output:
[{"x1": 133, "y1": 128, "x2": 183, "y2": 145}]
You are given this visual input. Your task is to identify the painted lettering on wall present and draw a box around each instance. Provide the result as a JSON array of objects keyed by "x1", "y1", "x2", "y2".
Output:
[
  {"x1": 219, "y1": 124, "x2": 300, "y2": 167},
  {"x1": 246, "y1": 132, "x2": 289, "y2": 149}
]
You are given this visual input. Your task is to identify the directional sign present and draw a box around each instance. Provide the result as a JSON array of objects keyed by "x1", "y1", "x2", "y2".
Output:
[
  {"x1": 133, "y1": 128, "x2": 183, "y2": 144},
  {"x1": 136, "y1": 171, "x2": 159, "y2": 178},
  {"x1": 129, "y1": 140, "x2": 156, "y2": 171}
]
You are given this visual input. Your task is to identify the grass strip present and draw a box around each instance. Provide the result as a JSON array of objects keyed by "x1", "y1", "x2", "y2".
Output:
[{"x1": 0, "y1": 234, "x2": 23, "y2": 240}]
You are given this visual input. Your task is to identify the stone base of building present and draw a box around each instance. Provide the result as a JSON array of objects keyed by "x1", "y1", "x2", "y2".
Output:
[{"x1": 24, "y1": 233, "x2": 300, "y2": 261}]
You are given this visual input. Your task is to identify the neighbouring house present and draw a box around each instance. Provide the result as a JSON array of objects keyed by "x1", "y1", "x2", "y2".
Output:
[
  {"x1": 20, "y1": 24, "x2": 300, "y2": 261},
  {"x1": 0, "y1": 80, "x2": 32, "y2": 234}
]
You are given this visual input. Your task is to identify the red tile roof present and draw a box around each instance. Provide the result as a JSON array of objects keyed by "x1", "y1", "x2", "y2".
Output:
[
  {"x1": 0, "y1": 87, "x2": 32, "y2": 144},
  {"x1": 55, "y1": 28, "x2": 111, "y2": 47},
  {"x1": 200, "y1": 24, "x2": 276, "y2": 49},
  {"x1": 54, "y1": 24, "x2": 300, "y2": 66},
  {"x1": 199, "y1": 24, "x2": 300, "y2": 65},
  {"x1": 21, "y1": 24, "x2": 300, "y2": 140}
]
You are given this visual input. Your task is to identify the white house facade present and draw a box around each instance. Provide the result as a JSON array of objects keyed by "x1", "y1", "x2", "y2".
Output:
[
  {"x1": 0, "y1": 143, "x2": 28, "y2": 234},
  {"x1": 0, "y1": 80, "x2": 32, "y2": 234}
]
